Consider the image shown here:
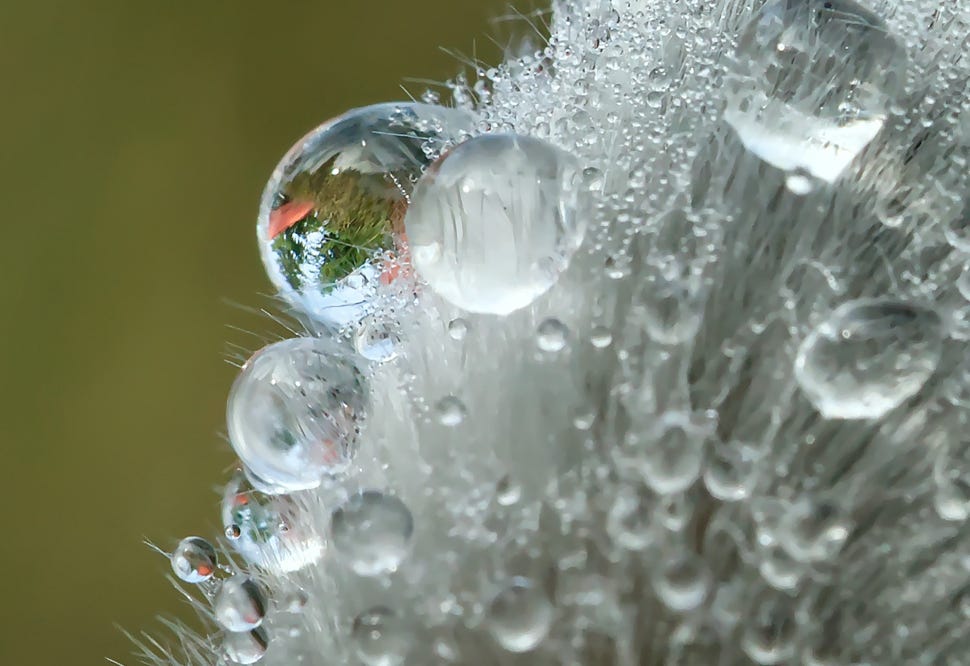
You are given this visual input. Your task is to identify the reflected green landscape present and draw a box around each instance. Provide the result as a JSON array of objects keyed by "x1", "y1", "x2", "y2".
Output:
[{"x1": 0, "y1": 2, "x2": 507, "y2": 663}]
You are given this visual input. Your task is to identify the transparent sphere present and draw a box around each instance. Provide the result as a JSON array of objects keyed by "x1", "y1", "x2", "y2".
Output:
[
  {"x1": 214, "y1": 576, "x2": 267, "y2": 632},
  {"x1": 227, "y1": 337, "x2": 367, "y2": 491},
  {"x1": 330, "y1": 490, "x2": 414, "y2": 576},
  {"x1": 486, "y1": 577, "x2": 553, "y2": 653},
  {"x1": 652, "y1": 554, "x2": 712, "y2": 612},
  {"x1": 536, "y1": 318, "x2": 569, "y2": 352},
  {"x1": 351, "y1": 606, "x2": 412, "y2": 666},
  {"x1": 170, "y1": 536, "x2": 217, "y2": 584},
  {"x1": 725, "y1": 0, "x2": 905, "y2": 182},
  {"x1": 404, "y1": 134, "x2": 585, "y2": 314},
  {"x1": 258, "y1": 103, "x2": 475, "y2": 328},
  {"x1": 354, "y1": 317, "x2": 401, "y2": 363},
  {"x1": 223, "y1": 627, "x2": 269, "y2": 665},
  {"x1": 794, "y1": 299, "x2": 942, "y2": 419},
  {"x1": 221, "y1": 469, "x2": 324, "y2": 573}
]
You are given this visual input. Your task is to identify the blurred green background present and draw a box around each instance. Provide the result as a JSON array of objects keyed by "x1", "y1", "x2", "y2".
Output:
[{"x1": 0, "y1": 2, "x2": 513, "y2": 663}]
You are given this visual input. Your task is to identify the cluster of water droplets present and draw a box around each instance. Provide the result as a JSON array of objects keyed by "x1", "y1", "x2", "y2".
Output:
[{"x1": 137, "y1": 0, "x2": 970, "y2": 664}]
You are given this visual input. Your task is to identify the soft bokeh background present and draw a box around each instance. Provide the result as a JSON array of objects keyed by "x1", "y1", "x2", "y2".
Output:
[{"x1": 0, "y1": 2, "x2": 514, "y2": 663}]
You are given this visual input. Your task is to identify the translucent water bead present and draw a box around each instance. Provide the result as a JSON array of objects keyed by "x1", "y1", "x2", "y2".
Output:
[
  {"x1": 214, "y1": 575, "x2": 267, "y2": 632},
  {"x1": 404, "y1": 134, "x2": 585, "y2": 315},
  {"x1": 171, "y1": 536, "x2": 217, "y2": 583},
  {"x1": 486, "y1": 577, "x2": 553, "y2": 653},
  {"x1": 258, "y1": 103, "x2": 475, "y2": 328},
  {"x1": 227, "y1": 337, "x2": 366, "y2": 492},
  {"x1": 725, "y1": 0, "x2": 905, "y2": 183},
  {"x1": 351, "y1": 606, "x2": 412, "y2": 666},
  {"x1": 223, "y1": 627, "x2": 268, "y2": 665},
  {"x1": 795, "y1": 299, "x2": 943, "y2": 419},
  {"x1": 221, "y1": 470, "x2": 323, "y2": 573},
  {"x1": 330, "y1": 490, "x2": 413, "y2": 576}
]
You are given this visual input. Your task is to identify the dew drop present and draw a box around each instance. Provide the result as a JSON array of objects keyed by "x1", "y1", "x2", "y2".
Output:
[
  {"x1": 214, "y1": 576, "x2": 267, "y2": 632},
  {"x1": 447, "y1": 318, "x2": 468, "y2": 340},
  {"x1": 702, "y1": 442, "x2": 759, "y2": 502},
  {"x1": 435, "y1": 395, "x2": 467, "y2": 426},
  {"x1": 589, "y1": 325, "x2": 613, "y2": 348},
  {"x1": 351, "y1": 606, "x2": 412, "y2": 666},
  {"x1": 638, "y1": 412, "x2": 705, "y2": 495},
  {"x1": 653, "y1": 554, "x2": 711, "y2": 612},
  {"x1": 227, "y1": 337, "x2": 367, "y2": 491},
  {"x1": 258, "y1": 103, "x2": 475, "y2": 327},
  {"x1": 171, "y1": 536, "x2": 217, "y2": 584},
  {"x1": 741, "y1": 591, "x2": 797, "y2": 664},
  {"x1": 223, "y1": 627, "x2": 269, "y2": 665},
  {"x1": 777, "y1": 499, "x2": 850, "y2": 562},
  {"x1": 725, "y1": 0, "x2": 905, "y2": 182},
  {"x1": 355, "y1": 318, "x2": 401, "y2": 363},
  {"x1": 794, "y1": 299, "x2": 942, "y2": 419},
  {"x1": 330, "y1": 490, "x2": 414, "y2": 576},
  {"x1": 957, "y1": 263, "x2": 970, "y2": 301},
  {"x1": 536, "y1": 318, "x2": 569, "y2": 352},
  {"x1": 495, "y1": 474, "x2": 522, "y2": 506},
  {"x1": 486, "y1": 577, "x2": 553, "y2": 653},
  {"x1": 405, "y1": 134, "x2": 585, "y2": 314}
]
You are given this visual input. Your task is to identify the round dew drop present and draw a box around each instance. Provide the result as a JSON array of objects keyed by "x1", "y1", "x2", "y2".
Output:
[
  {"x1": 227, "y1": 337, "x2": 367, "y2": 492},
  {"x1": 794, "y1": 299, "x2": 943, "y2": 419},
  {"x1": 536, "y1": 318, "x2": 568, "y2": 352},
  {"x1": 351, "y1": 606, "x2": 412, "y2": 666},
  {"x1": 223, "y1": 627, "x2": 269, "y2": 665},
  {"x1": 214, "y1": 576, "x2": 267, "y2": 632},
  {"x1": 171, "y1": 536, "x2": 218, "y2": 584},
  {"x1": 486, "y1": 577, "x2": 554, "y2": 653},
  {"x1": 725, "y1": 0, "x2": 905, "y2": 183},
  {"x1": 330, "y1": 490, "x2": 414, "y2": 576},
  {"x1": 257, "y1": 103, "x2": 475, "y2": 328},
  {"x1": 404, "y1": 134, "x2": 586, "y2": 315}
]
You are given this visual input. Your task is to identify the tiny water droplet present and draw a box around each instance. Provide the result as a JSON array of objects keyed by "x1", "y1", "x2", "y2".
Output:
[
  {"x1": 589, "y1": 326, "x2": 613, "y2": 348},
  {"x1": 355, "y1": 318, "x2": 401, "y2": 363},
  {"x1": 223, "y1": 627, "x2": 268, "y2": 665},
  {"x1": 794, "y1": 299, "x2": 942, "y2": 419},
  {"x1": 171, "y1": 536, "x2": 218, "y2": 584},
  {"x1": 653, "y1": 554, "x2": 711, "y2": 612},
  {"x1": 495, "y1": 475, "x2": 522, "y2": 506},
  {"x1": 331, "y1": 490, "x2": 414, "y2": 576},
  {"x1": 214, "y1": 576, "x2": 267, "y2": 632},
  {"x1": 447, "y1": 318, "x2": 468, "y2": 340},
  {"x1": 351, "y1": 606, "x2": 412, "y2": 666},
  {"x1": 487, "y1": 577, "x2": 553, "y2": 653},
  {"x1": 435, "y1": 396, "x2": 467, "y2": 426},
  {"x1": 536, "y1": 318, "x2": 568, "y2": 352}
]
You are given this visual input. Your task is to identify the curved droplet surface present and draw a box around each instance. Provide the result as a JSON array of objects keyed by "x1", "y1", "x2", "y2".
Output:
[
  {"x1": 794, "y1": 299, "x2": 942, "y2": 419},
  {"x1": 227, "y1": 337, "x2": 367, "y2": 491},
  {"x1": 223, "y1": 627, "x2": 269, "y2": 665},
  {"x1": 405, "y1": 134, "x2": 585, "y2": 314},
  {"x1": 351, "y1": 606, "x2": 412, "y2": 666},
  {"x1": 214, "y1": 576, "x2": 267, "y2": 632},
  {"x1": 170, "y1": 536, "x2": 217, "y2": 584},
  {"x1": 258, "y1": 103, "x2": 475, "y2": 327},
  {"x1": 725, "y1": 0, "x2": 905, "y2": 182},
  {"x1": 486, "y1": 577, "x2": 553, "y2": 653},
  {"x1": 330, "y1": 490, "x2": 414, "y2": 576}
]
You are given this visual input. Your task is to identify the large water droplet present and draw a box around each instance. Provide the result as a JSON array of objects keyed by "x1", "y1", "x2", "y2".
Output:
[
  {"x1": 227, "y1": 337, "x2": 367, "y2": 491},
  {"x1": 794, "y1": 299, "x2": 942, "y2": 419},
  {"x1": 486, "y1": 577, "x2": 553, "y2": 653},
  {"x1": 214, "y1": 576, "x2": 267, "y2": 632},
  {"x1": 351, "y1": 606, "x2": 412, "y2": 666},
  {"x1": 258, "y1": 103, "x2": 475, "y2": 327},
  {"x1": 330, "y1": 490, "x2": 414, "y2": 576},
  {"x1": 405, "y1": 134, "x2": 585, "y2": 314},
  {"x1": 221, "y1": 470, "x2": 323, "y2": 572},
  {"x1": 223, "y1": 627, "x2": 269, "y2": 665},
  {"x1": 725, "y1": 0, "x2": 905, "y2": 182},
  {"x1": 171, "y1": 536, "x2": 217, "y2": 584}
]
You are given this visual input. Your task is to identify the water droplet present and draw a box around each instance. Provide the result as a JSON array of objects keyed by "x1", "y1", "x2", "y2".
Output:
[
  {"x1": 536, "y1": 318, "x2": 568, "y2": 352},
  {"x1": 784, "y1": 169, "x2": 817, "y2": 195},
  {"x1": 355, "y1": 318, "x2": 401, "y2": 363},
  {"x1": 258, "y1": 103, "x2": 475, "y2": 327},
  {"x1": 214, "y1": 576, "x2": 267, "y2": 632},
  {"x1": 589, "y1": 325, "x2": 613, "y2": 348},
  {"x1": 725, "y1": 0, "x2": 905, "y2": 182},
  {"x1": 171, "y1": 536, "x2": 217, "y2": 584},
  {"x1": 405, "y1": 134, "x2": 585, "y2": 314},
  {"x1": 221, "y1": 470, "x2": 323, "y2": 573},
  {"x1": 741, "y1": 591, "x2": 797, "y2": 664},
  {"x1": 495, "y1": 474, "x2": 522, "y2": 506},
  {"x1": 447, "y1": 318, "x2": 468, "y2": 340},
  {"x1": 794, "y1": 299, "x2": 942, "y2": 419},
  {"x1": 638, "y1": 412, "x2": 705, "y2": 495},
  {"x1": 281, "y1": 587, "x2": 309, "y2": 613},
  {"x1": 702, "y1": 442, "x2": 759, "y2": 502},
  {"x1": 330, "y1": 490, "x2": 414, "y2": 576},
  {"x1": 435, "y1": 395, "x2": 467, "y2": 426},
  {"x1": 777, "y1": 499, "x2": 850, "y2": 562},
  {"x1": 607, "y1": 487, "x2": 654, "y2": 550},
  {"x1": 227, "y1": 337, "x2": 367, "y2": 491},
  {"x1": 653, "y1": 554, "x2": 711, "y2": 612},
  {"x1": 351, "y1": 606, "x2": 412, "y2": 666},
  {"x1": 486, "y1": 577, "x2": 553, "y2": 653},
  {"x1": 223, "y1": 627, "x2": 268, "y2": 665}
]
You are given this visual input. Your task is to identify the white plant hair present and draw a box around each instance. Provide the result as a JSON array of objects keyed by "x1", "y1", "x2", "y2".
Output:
[{"x1": 129, "y1": 0, "x2": 970, "y2": 664}]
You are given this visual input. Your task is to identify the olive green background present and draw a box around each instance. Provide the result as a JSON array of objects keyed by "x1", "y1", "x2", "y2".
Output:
[{"x1": 0, "y1": 2, "x2": 513, "y2": 663}]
